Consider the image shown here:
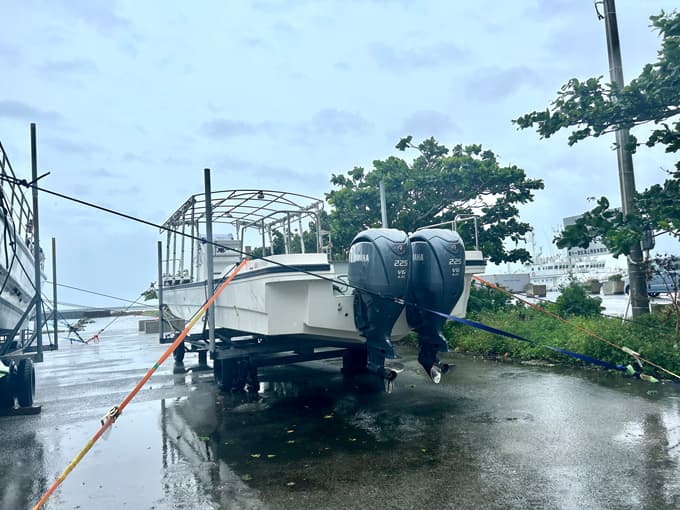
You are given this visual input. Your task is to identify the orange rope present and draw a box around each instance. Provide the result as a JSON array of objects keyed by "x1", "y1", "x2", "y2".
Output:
[
  {"x1": 472, "y1": 275, "x2": 680, "y2": 381},
  {"x1": 33, "y1": 259, "x2": 248, "y2": 510}
]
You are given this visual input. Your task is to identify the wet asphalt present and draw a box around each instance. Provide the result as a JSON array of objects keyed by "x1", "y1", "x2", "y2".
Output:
[{"x1": 1, "y1": 315, "x2": 679, "y2": 510}]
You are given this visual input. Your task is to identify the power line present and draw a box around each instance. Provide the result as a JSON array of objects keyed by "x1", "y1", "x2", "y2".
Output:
[
  {"x1": 0, "y1": 173, "x2": 373, "y2": 296},
  {"x1": 45, "y1": 280, "x2": 154, "y2": 308}
]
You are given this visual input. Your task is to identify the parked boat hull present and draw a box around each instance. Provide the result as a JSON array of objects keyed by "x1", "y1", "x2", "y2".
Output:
[
  {"x1": 0, "y1": 208, "x2": 37, "y2": 332},
  {"x1": 162, "y1": 251, "x2": 485, "y2": 345}
]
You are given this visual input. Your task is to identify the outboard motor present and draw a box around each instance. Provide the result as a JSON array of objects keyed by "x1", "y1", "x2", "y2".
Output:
[
  {"x1": 406, "y1": 229, "x2": 465, "y2": 383},
  {"x1": 348, "y1": 229, "x2": 410, "y2": 375}
]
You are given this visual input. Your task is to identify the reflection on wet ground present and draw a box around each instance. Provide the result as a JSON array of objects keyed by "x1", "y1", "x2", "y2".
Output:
[
  {"x1": 1, "y1": 316, "x2": 679, "y2": 509},
  {"x1": 163, "y1": 360, "x2": 680, "y2": 509},
  {"x1": 0, "y1": 429, "x2": 47, "y2": 509}
]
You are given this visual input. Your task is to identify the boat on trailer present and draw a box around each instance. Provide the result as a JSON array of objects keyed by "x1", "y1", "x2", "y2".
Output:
[
  {"x1": 0, "y1": 129, "x2": 50, "y2": 411},
  {"x1": 159, "y1": 185, "x2": 485, "y2": 391}
]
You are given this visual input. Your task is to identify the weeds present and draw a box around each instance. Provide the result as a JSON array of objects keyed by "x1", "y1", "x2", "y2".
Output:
[{"x1": 447, "y1": 283, "x2": 680, "y2": 376}]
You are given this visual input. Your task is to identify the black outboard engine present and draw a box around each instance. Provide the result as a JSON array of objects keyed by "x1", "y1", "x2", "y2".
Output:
[
  {"x1": 348, "y1": 229, "x2": 410, "y2": 374},
  {"x1": 406, "y1": 228, "x2": 465, "y2": 383}
]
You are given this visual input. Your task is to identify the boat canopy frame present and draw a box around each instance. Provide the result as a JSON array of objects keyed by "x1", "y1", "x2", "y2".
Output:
[{"x1": 160, "y1": 189, "x2": 326, "y2": 281}]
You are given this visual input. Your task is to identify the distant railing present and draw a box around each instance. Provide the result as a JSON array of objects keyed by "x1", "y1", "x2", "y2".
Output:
[{"x1": 417, "y1": 215, "x2": 480, "y2": 250}]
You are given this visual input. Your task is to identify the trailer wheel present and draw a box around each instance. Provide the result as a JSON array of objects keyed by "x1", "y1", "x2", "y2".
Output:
[
  {"x1": 214, "y1": 359, "x2": 248, "y2": 392},
  {"x1": 0, "y1": 369, "x2": 15, "y2": 409},
  {"x1": 15, "y1": 359, "x2": 35, "y2": 407}
]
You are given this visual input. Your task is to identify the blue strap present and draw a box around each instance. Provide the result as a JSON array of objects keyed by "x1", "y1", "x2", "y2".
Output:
[{"x1": 430, "y1": 310, "x2": 626, "y2": 372}]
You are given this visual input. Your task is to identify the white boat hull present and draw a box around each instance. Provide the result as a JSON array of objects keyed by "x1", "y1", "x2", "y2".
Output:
[
  {"x1": 162, "y1": 251, "x2": 485, "y2": 344},
  {"x1": 0, "y1": 211, "x2": 37, "y2": 332}
]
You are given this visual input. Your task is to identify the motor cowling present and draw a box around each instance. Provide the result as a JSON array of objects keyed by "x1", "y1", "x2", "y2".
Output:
[
  {"x1": 406, "y1": 228, "x2": 465, "y2": 380},
  {"x1": 348, "y1": 228, "x2": 409, "y2": 360}
]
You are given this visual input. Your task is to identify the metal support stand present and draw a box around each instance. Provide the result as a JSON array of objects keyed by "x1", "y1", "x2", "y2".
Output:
[
  {"x1": 195, "y1": 349, "x2": 210, "y2": 372},
  {"x1": 0, "y1": 295, "x2": 39, "y2": 357},
  {"x1": 51, "y1": 237, "x2": 57, "y2": 350},
  {"x1": 204, "y1": 169, "x2": 216, "y2": 355},
  {"x1": 30, "y1": 123, "x2": 43, "y2": 362},
  {"x1": 157, "y1": 241, "x2": 164, "y2": 343}
]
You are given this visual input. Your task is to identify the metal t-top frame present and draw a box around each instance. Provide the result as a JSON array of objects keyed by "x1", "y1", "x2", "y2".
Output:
[{"x1": 160, "y1": 189, "x2": 325, "y2": 281}]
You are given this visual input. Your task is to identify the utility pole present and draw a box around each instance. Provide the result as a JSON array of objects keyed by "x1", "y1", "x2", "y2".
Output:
[{"x1": 600, "y1": 0, "x2": 649, "y2": 316}]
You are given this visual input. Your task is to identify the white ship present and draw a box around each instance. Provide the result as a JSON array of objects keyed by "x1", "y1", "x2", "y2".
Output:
[
  {"x1": 525, "y1": 246, "x2": 628, "y2": 291},
  {"x1": 525, "y1": 216, "x2": 628, "y2": 291}
]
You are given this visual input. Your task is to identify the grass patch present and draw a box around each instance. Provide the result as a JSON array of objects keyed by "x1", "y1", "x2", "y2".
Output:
[
  {"x1": 446, "y1": 294, "x2": 680, "y2": 378},
  {"x1": 390, "y1": 283, "x2": 680, "y2": 379}
]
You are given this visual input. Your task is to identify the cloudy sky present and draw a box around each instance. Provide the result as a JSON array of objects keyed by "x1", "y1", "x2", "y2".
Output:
[{"x1": 1, "y1": 0, "x2": 678, "y2": 308}]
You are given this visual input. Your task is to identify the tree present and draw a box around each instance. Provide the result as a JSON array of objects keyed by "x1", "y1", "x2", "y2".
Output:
[
  {"x1": 249, "y1": 215, "x2": 327, "y2": 258},
  {"x1": 325, "y1": 137, "x2": 544, "y2": 263},
  {"x1": 250, "y1": 229, "x2": 285, "y2": 258},
  {"x1": 513, "y1": 10, "x2": 680, "y2": 255},
  {"x1": 552, "y1": 280, "x2": 604, "y2": 318}
]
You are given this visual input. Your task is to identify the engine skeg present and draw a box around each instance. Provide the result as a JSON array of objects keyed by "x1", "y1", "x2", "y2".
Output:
[
  {"x1": 348, "y1": 228, "x2": 410, "y2": 359},
  {"x1": 406, "y1": 229, "x2": 465, "y2": 370}
]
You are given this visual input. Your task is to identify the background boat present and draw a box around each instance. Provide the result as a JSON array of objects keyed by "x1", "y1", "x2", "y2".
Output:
[
  {"x1": 486, "y1": 217, "x2": 628, "y2": 292},
  {"x1": 0, "y1": 140, "x2": 42, "y2": 335}
]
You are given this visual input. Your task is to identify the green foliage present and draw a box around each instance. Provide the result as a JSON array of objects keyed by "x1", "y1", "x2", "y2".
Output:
[
  {"x1": 465, "y1": 283, "x2": 515, "y2": 318},
  {"x1": 449, "y1": 306, "x2": 680, "y2": 376},
  {"x1": 251, "y1": 230, "x2": 286, "y2": 257},
  {"x1": 553, "y1": 196, "x2": 646, "y2": 257},
  {"x1": 552, "y1": 280, "x2": 604, "y2": 317},
  {"x1": 514, "y1": 11, "x2": 680, "y2": 164},
  {"x1": 514, "y1": 11, "x2": 680, "y2": 255},
  {"x1": 326, "y1": 137, "x2": 544, "y2": 263},
  {"x1": 247, "y1": 216, "x2": 327, "y2": 258},
  {"x1": 271, "y1": 230, "x2": 285, "y2": 254}
]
